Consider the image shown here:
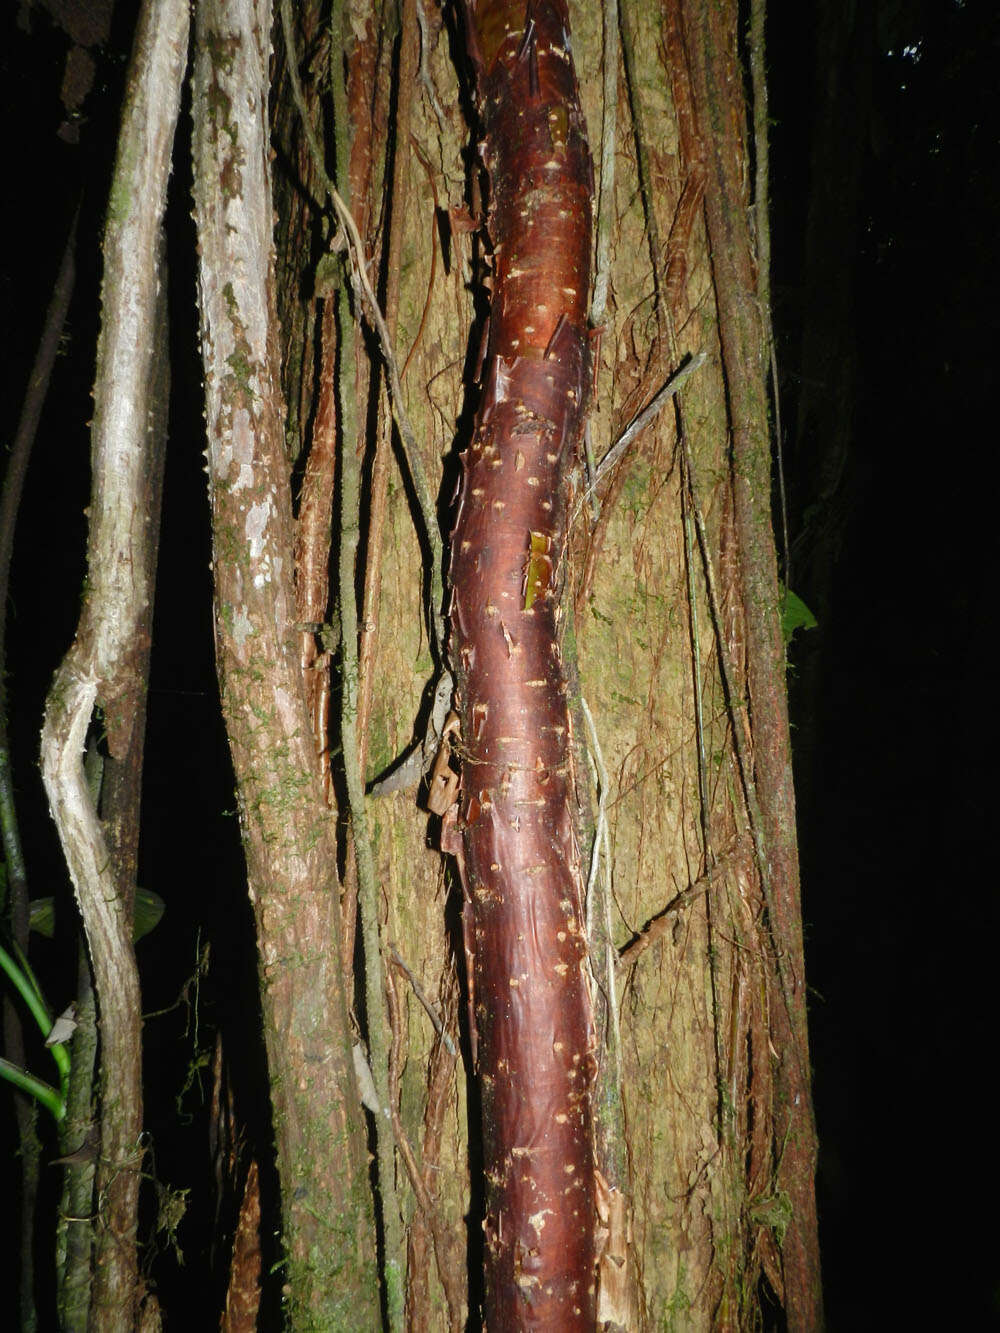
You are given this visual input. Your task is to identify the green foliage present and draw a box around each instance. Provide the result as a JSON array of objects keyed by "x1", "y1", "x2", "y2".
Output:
[
  {"x1": 0, "y1": 940, "x2": 70, "y2": 1119},
  {"x1": 779, "y1": 583, "x2": 818, "y2": 645},
  {"x1": 29, "y1": 887, "x2": 165, "y2": 942},
  {"x1": 749, "y1": 1189, "x2": 793, "y2": 1244},
  {"x1": 151, "y1": 1181, "x2": 190, "y2": 1266}
]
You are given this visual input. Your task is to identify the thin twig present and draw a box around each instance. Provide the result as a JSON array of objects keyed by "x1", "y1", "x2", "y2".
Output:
[
  {"x1": 583, "y1": 0, "x2": 619, "y2": 527},
  {"x1": 386, "y1": 963, "x2": 465, "y2": 1328},
  {"x1": 580, "y1": 698, "x2": 609, "y2": 945},
  {"x1": 386, "y1": 965, "x2": 435, "y2": 1218},
  {"x1": 574, "y1": 353, "x2": 706, "y2": 526},
  {"x1": 389, "y1": 947, "x2": 457, "y2": 1057},
  {"x1": 595, "y1": 353, "x2": 706, "y2": 485},
  {"x1": 748, "y1": 0, "x2": 772, "y2": 328},
  {"x1": 772, "y1": 340, "x2": 790, "y2": 589},
  {"x1": 367, "y1": 668, "x2": 454, "y2": 796},
  {"x1": 617, "y1": 853, "x2": 734, "y2": 967},
  {"x1": 619, "y1": 0, "x2": 667, "y2": 336},
  {"x1": 412, "y1": 965, "x2": 465, "y2": 1330},
  {"x1": 1, "y1": 207, "x2": 79, "y2": 701},
  {"x1": 681, "y1": 448, "x2": 714, "y2": 873},
  {"x1": 358, "y1": 0, "x2": 419, "y2": 790},
  {"x1": 321, "y1": 2, "x2": 404, "y2": 1320},
  {"x1": 579, "y1": 697, "x2": 623, "y2": 1112},
  {"x1": 682, "y1": 443, "x2": 729, "y2": 1131},
  {"x1": 401, "y1": 135, "x2": 440, "y2": 384}
]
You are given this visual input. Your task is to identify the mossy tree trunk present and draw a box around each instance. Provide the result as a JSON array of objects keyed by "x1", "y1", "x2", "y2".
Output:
[
  {"x1": 191, "y1": 1, "x2": 380, "y2": 1325},
  {"x1": 26, "y1": 0, "x2": 820, "y2": 1323},
  {"x1": 262, "y1": 0, "x2": 820, "y2": 1326}
]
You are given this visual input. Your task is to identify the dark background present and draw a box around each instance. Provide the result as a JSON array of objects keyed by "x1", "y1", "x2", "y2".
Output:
[{"x1": 2, "y1": 0, "x2": 997, "y2": 1326}]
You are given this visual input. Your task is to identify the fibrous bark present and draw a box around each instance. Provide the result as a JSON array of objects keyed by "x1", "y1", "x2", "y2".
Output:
[
  {"x1": 448, "y1": 3, "x2": 598, "y2": 1325},
  {"x1": 678, "y1": 1, "x2": 823, "y2": 1323},
  {"x1": 191, "y1": 2, "x2": 379, "y2": 1324}
]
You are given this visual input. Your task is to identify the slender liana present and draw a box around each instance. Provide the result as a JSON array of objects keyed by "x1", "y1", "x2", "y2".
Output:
[
  {"x1": 447, "y1": 2, "x2": 598, "y2": 1324},
  {"x1": 39, "y1": 1, "x2": 188, "y2": 1325}
]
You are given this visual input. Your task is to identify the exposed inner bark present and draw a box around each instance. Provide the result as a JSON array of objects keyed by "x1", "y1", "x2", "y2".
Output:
[{"x1": 449, "y1": 2, "x2": 597, "y2": 1324}]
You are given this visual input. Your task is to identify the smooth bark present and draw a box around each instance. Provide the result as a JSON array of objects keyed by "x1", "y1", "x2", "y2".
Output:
[
  {"x1": 39, "y1": 2, "x2": 189, "y2": 1326},
  {"x1": 449, "y1": 3, "x2": 598, "y2": 1325}
]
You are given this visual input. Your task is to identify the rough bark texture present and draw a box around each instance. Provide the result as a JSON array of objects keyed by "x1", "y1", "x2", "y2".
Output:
[
  {"x1": 449, "y1": 3, "x2": 598, "y2": 1326},
  {"x1": 679, "y1": 1, "x2": 823, "y2": 1324},
  {"x1": 56, "y1": 948, "x2": 98, "y2": 1332},
  {"x1": 221, "y1": 1160, "x2": 262, "y2": 1332},
  {"x1": 221, "y1": 0, "x2": 821, "y2": 1323},
  {"x1": 38, "y1": 3, "x2": 188, "y2": 1326},
  {"x1": 190, "y1": 3, "x2": 380, "y2": 1325}
]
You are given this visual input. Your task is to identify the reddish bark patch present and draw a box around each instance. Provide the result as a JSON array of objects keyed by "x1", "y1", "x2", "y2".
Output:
[{"x1": 450, "y1": 3, "x2": 598, "y2": 1325}]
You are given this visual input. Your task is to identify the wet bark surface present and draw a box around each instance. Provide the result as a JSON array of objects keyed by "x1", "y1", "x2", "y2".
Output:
[{"x1": 449, "y1": 2, "x2": 598, "y2": 1325}]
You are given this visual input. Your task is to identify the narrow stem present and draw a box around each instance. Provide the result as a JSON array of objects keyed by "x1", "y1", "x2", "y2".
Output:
[
  {"x1": 358, "y1": 0, "x2": 418, "y2": 782},
  {"x1": 0, "y1": 1057, "x2": 64, "y2": 1121},
  {"x1": 681, "y1": 452, "x2": 727, "y2": 1130},
  {"x1": 0, "y1": 940, "x2": 72, "y2": 1097},
  {"x1": 580, "y1": 696, "x2": 626, "y2": 1188},
  {"x1": 329, "y1": 4, "x2": 404, "y2": 1319},
  {"x1": 0, "y1": 211, "x2": 77, "y2": 1333},
  {"x1": 0, "y1": 209, "x2": 79, "y2": 691},
  {"x1": 681, "y1": 458, "x2": 712, "y2": 869},
  {"x1": 56, "y1": 943, "x2": 98, "y2": 1332}
]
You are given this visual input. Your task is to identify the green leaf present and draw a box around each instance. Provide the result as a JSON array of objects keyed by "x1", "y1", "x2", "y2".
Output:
[
  {"x1": 29, "y1": 887, "x2": 165, "y2": 942},
  {"x1": 28, "y1": 896, "x2": 57, "y2": 939},
  {"x1": 134, "y1": 888, "x2": 166, "y2": 941},
  {"x1": 779, "y1": 584, "x2": 818, "y2": 645}
]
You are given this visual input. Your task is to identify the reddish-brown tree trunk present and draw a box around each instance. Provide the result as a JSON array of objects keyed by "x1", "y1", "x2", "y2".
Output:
[{"x1": 448, "y1": 2, "x2": 597, "y2": 1326}]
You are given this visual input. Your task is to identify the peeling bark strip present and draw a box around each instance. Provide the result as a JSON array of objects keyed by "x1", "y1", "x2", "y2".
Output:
[
  {"x1": 191, "y1": 2, "x2": 379, "y2": 1324},
  {"x1": 450, "y1": 3, "x2": 597, "y2": 1325}
]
